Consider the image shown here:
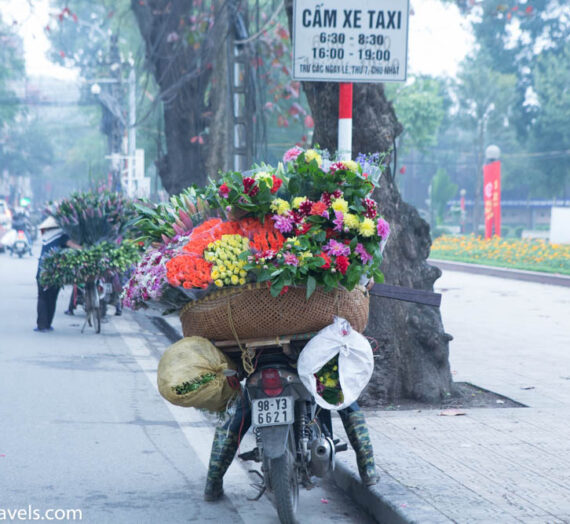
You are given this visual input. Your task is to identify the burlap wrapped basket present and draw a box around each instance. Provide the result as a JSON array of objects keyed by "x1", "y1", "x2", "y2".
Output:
[{"x1": 179, "y1": 283, "x2": 369, "y2": 341}]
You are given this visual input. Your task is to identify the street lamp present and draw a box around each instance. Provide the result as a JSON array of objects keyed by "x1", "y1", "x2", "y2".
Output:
[
  {"x1": 460, "y1": 188, "x2": 466, "y2": 233},
  {"x1": 485, "y1": 145, "x2": 501, "y2": 162}
]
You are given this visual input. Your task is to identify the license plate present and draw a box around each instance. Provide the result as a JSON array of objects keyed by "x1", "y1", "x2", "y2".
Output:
[{"x1": 252, "y1": 396, "x2": 294, "y2": 427}]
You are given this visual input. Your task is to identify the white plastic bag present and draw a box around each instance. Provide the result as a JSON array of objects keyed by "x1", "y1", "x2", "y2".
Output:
[
  {"x1": 1, "y1": 229, "x2": 17, "y2": 247},
  {"x1": 297, "y1": 317, "x2": 374, "y2": 411}
]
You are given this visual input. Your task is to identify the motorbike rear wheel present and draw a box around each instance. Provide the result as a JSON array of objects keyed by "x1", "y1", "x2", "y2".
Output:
[{"x1": 270, "y1": 445, "x2": 299, "y2": 524}]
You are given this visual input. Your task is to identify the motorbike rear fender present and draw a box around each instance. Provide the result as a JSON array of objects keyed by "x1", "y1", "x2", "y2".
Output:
[{"x1": 258, "y1": 424, "x2": 292, "y2": 460}]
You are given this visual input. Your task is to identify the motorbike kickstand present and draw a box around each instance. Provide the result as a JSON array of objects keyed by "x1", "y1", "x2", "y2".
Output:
[{"x1": 247, "y1": 470, "x2": 266, "y2": 501}]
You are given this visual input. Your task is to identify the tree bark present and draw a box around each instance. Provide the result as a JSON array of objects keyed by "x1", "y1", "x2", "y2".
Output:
[
  {"x1": 131, "y1": 0, "x2": 228, "y2": 194},
  {"x1": 285, "y1": 2, "x2": 453, "y2": 403}
]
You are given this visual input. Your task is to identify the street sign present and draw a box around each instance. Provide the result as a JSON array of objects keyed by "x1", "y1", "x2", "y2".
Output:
[{"x1": 292, "y1": 0, "x2": 409, "y2": 83}]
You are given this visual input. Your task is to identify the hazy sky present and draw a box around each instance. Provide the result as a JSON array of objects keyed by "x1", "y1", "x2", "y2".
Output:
[{"x1": 0, "y1": 0, "x2": 473, "y2": 81}]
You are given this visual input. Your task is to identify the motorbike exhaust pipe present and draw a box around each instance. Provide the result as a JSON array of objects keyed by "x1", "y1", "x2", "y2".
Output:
[{"x1": 309, "y1": 437, "x2": 335, "y2": 477}]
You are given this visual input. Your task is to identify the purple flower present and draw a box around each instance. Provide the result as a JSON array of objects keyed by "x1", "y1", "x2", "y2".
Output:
[
  {"x1": 356, "y1": 243, "x2": 373, "y2": 264},
  {"x1": 377, "y1": 217, "x2": 390, "y2": 240},
  {"x1": 323, "y1": 239, "x2": 350, "y2": 257},
  {"x1": 283, "y1": 252, "x2": 299, "y2": 266},
  {"x1": 272, "y1": 214, "x2": 294, "y2": 233},
  {"x1": 333, "y1": 211, "x2": 344, "y2": 232}
]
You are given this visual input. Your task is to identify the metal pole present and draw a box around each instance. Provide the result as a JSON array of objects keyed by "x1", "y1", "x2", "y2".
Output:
[
  {"x1": 338, "y1": 83, "x2": 353, "y2": 160},
  {"x1": 128, "y1": 67, "x2": 136, "y2": 197}
]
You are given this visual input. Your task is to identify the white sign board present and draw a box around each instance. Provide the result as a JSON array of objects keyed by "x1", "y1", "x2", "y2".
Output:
[
  {"x1": 550, "y1": 207, "x2": 570, "y2": 245},
  {"x1": 292, "y1": 0, "x2": 409, "y2": 83}
]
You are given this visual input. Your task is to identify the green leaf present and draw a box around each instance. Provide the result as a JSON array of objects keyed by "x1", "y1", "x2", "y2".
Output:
[{"x1": 306, "y1": 275, "x2": 316, "y2": 299}]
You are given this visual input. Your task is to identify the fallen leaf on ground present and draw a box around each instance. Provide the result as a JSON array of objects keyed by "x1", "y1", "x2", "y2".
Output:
[
  {"x1": 520, "y1": 386, "x2": 535, "y2": 390},
  {"x1": 439, "y1": 409, "x2": 466, "y2": 416},
  {"x1": 496, "y1": 400, "x2": 505, "y2": 404},
  {"x1": 320, "y1": 498, "x2": 329, "y2": 504}
]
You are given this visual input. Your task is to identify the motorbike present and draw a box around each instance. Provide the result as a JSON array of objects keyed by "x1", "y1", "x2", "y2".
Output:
[
  {"x1": 9, "y1": 229, "x2": 32, "y2": 258},
  {"x1": 229, "y1": 337, "x2": 348, "y2": 524}
]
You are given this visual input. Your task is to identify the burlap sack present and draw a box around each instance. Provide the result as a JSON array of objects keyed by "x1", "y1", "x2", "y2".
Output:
[{"x1": 157, "y1": 336, "x2": 237, "y2": 411}]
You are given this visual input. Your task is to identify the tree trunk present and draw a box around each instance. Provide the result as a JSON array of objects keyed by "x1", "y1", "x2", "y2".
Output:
[
  {"x1": 131, "y1": 0, "x2": 228, "y2": 194},
  {"x1": 285, "y1": 2, "x2": 453, "y2": 404}
]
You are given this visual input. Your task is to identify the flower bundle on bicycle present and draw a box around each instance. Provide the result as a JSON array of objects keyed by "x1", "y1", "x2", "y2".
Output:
[{"x1": 126, "y1": 148, "x2": 389, "y2": 322}]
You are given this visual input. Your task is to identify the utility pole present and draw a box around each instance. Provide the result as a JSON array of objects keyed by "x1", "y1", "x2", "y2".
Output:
[{"x1": 109, "y1": 34, "x2": 124, "y2": 192}]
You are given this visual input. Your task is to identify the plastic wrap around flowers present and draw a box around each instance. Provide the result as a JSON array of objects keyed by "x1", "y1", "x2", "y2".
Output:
[{"x1": 125, "y1": 147, "x2": 390, "y2": 312}]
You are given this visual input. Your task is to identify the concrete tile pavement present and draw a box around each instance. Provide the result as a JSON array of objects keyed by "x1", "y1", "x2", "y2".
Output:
[{"x1": 337, "y1": 269, "x2": 570, "y2": 523}]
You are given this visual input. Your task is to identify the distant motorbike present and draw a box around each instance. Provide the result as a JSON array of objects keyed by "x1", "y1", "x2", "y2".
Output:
[{"x1": 9, "y1": 230, "x2": 32, "y2": 258}]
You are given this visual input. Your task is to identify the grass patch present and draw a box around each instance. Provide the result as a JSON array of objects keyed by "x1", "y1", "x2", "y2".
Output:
[{"x1": 430, "y1": 235, "x2": 570, "y2": 276}]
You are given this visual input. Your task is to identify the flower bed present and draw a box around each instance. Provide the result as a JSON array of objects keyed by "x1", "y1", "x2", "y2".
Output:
[{"x1": 431, "y1": 235, "x2": 570, "y2": 275}]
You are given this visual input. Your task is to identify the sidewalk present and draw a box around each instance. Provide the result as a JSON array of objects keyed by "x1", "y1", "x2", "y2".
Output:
[{"x1": 335, "y1": 269, "x2": 570, "y2": 523}]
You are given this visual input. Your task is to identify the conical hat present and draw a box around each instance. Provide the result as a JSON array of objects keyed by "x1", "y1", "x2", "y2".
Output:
[{"x1": 38, "y1": 216, "x2": 59, "y2": 230}]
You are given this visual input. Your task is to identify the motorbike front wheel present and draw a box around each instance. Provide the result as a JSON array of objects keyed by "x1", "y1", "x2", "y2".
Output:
[{"x1": 270, "y1": 445, "x2": 299, "y2": 524}]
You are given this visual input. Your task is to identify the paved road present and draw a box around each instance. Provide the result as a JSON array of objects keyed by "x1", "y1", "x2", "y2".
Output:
[{"x1": 0, "y1": 250, "x2": 372, "y2": 524}]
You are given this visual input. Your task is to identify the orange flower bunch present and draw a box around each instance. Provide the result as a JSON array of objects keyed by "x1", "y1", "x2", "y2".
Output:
[
  {"x1": 166, "y1": 255, "x2": 213, "y2": 289},
  {"x1": 182, "y1": 219, "x2": 242, "y2": 256},
  {"x1": 168, "y1": 215, "x2": 287, "y2": 291},
  {"x1": 238, "y1": 216, "x2": 285, "y2": 252}
]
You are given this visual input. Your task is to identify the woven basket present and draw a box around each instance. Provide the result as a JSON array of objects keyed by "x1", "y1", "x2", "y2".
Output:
[{"x1": 179, "y1": 283, "x2": 369, "y2": 341}]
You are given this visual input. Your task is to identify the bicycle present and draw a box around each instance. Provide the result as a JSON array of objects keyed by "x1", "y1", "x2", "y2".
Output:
[{"x1": 81, "y1": 281, "x2": 102, "y2": 333}]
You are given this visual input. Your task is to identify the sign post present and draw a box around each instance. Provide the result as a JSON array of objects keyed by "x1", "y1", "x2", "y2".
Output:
[{"x1": 292, "y1": 0, "x2": 409, "y2": 158}]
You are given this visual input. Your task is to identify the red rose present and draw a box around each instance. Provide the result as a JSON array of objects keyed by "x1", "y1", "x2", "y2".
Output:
[
  {"x1": 335, "y1": 255, "x2": 350, "y2": 275},
  {"x1": 270, "y1": 175, "x2": 283, "y2": 194},
  {"x1": 310, "y1": 201, "x2": 328, "y2": 216},
  {"x1": 317, "y1": 252, "x2": 331, "y2": 270},
  {"x1": 219, "y1": 183, "x2": 230, "y2": 198},
  {"x1": 242, "y1": 177, "x2": 256, "y2": 194}
]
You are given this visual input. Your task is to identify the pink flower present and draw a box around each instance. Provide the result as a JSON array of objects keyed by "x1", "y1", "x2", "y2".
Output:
[
  {"x1": 377, "y1": 217, "x2": 390, "y2": 240},
  {"x1": 284, "y1": 252, "x2": 299, "y2": 266},
  {"x1": 272, "y1": 214, "x2": 294, "y2": 233},
  {"x1": 356, "y1": 243, "x2": 373, "y2": 264},
  {"x1": 283, "y1": 146, "x2": 303, "y2": 163},
  {"x1": 333, "y1": 211, "x2": 344, "y2": 232},
  {"x1": 324, "y1": 239, "x2": 350, "y2": 257}
]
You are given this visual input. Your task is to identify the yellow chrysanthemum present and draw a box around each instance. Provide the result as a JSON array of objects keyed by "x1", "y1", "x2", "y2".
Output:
[
  {"x1": 270, "y1": 198, "x2": 291, "y2": 215},
  {"x1": 358, "y1": 218, "x2": 375, "y2": 237},
  {"x1": 342, "y1": 160, "x2": 359, "y2": 172},
  {"x1": 214, "y1": 279, "x2": 224, "y2": 288},
  {"x1": 231, "y1": 275, "x2": 239, "y2": 285},
  {"x1": 331, "y1": 198, "x2": 348, "y2": 214},
  {"x1": 305, "y1": 149, "x2": 322, "y2": 166},
  {"x1": 254, "y1": 171, "x2": 273, "y2": 188},
  {"x1": 324, "y1": 377, "x2": 337, "y2": 387},
  {"x1": 344, "y1": 213, "x2": 359, "y2": 229},
  {"x1": 292, "y1": 196, "x2": 308, "y2": 209}
]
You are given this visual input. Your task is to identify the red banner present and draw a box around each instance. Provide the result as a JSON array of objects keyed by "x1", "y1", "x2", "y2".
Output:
[{"x1": 483, "y1": 161, "x2": 501, "y2": 239}]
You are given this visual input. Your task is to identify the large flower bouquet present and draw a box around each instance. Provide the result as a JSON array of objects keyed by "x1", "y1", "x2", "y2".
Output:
[
  {"x1": 39, "y1": 241, "x2": 140, "y2": 287},
  {"x1": 126, "y1": 148, "x2": 389, "y2": 313},
  {"x1": 41, "y1": 189, "x2": 140, "y2": 286},
  {"x1": 45, "y1": 188, "x2": 137, "y2": 245}
]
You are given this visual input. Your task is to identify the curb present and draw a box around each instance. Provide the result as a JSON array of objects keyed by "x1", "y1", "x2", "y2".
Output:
[
  {"x1": 331, "y1": 453, "x2": 450, "y2": 524},
  {"x1": 429, "y1": 259, "x2": 570, "y2": 287}
]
